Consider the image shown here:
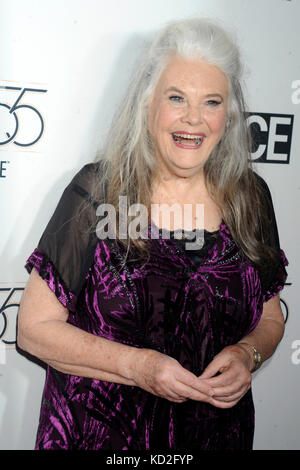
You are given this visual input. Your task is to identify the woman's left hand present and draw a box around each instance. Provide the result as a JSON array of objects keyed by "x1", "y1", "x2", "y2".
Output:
[{"x1": 198, "y1": 344, "x2": 253, "y2": 409}]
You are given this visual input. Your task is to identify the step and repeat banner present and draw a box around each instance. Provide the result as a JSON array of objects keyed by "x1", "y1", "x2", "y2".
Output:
[{"x1": 0, "y1": 0, "x2": 299, "y2": 450}]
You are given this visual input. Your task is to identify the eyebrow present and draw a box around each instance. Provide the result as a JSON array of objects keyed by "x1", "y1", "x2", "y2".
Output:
[
  {"x1": 164, "y1": 87, "x2": 184, "y2": 95},
  {"x1": 164, "y1": 87, "x2": 224, "y2": 100}
]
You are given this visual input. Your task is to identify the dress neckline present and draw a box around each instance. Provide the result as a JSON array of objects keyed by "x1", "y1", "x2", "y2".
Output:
[
  {"x1": 150, "y1": 220, "x2": 221, "y2": 235},
  {"x1": 149, "y1": 219, "x2": 230, "y2": 271}
]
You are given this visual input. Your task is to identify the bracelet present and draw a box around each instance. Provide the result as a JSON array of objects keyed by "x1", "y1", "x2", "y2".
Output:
[{"x1": 238, "y1": 342, "x2": 262, "y2": 372}]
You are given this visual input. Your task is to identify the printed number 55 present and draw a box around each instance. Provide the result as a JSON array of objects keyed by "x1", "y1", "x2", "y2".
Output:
[{"x1": 0, "y1": 86, "x2": 47, "y2": 147}]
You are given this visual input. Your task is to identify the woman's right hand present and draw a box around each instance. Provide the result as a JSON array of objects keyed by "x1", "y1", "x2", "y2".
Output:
[{"x1": 127, "y1": 348, "x2": 215, "y2": 403}]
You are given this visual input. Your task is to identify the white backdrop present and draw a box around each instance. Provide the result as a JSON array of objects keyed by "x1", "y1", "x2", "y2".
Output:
[{"x1": 0, "y1": 0, "x2": 299, "y2": 450}]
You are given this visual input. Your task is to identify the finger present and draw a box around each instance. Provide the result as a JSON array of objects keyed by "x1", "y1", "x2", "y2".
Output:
[
  {"x1": 212, "y1": 377, "x2": 250, "y2": 397},
  {"x1": 199, "y1": 356, "x2": 228, "y2": 380},
  {"x1": 203, "y1": 367, "x2": 237, "y2": 387},
  {"x1": 153, "y1": 367, "x2": 214, "y2": 399},
  {"x1": 160, "y1": 375, "x2": 214, "y2": 402},
  {"x1": 175, "y1": 369, "x2": 215, "y2": 397},
  {"x1": 175, "y1": 382, "x2": 215, "y2": 402},
  {"x1": 154, "y1": 389, "x2": 187, "y2": 403},
  {"x1": 164, "y1": 390, "x2": 189, "y2": 403},
  {"x1": 206, "y1": 364, "x2": 245, "y2": 392},
  {"x1": 209, "y1": 366, "x2": 251, "y2": 392},
  {"x1": 204, "y1": 359, "x2": 251, "y2": 388},
  {"x1": 211, "y1": 385, "x2": 249, "y2": 402},
  {"x1": 204, "y1": 374, "x2": 231, "y2": 388},
  {"x1": 209, "y1": 398, "x2": 239, "y2": 409},
  {"x1": 209, "y1": 385, "x2": 251, "y2": 407},
  {"x1": 212, "y1": 392, "x2": 246, "y2": 403},
  {"x1": 154, "y1": 378, "x2": 196, "y2": 402},
  {"x1": 168, "y1": 396, "x2": 187, "y2": 403}
]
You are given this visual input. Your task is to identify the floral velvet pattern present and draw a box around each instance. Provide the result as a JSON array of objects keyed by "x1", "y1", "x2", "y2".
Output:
[{"x1": 25, "y1": 219, "x2": 288, "y2": 450}]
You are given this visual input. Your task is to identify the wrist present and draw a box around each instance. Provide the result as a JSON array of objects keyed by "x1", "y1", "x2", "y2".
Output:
[
  {"x1": 118, "y1": 347, "x2": 154, "y2": 385},
  {"x1": 229, "y1": 344, "x2": 253, "y2": 371},
  {"x1": 236, "y1": 342, "x2": 262, "y2": 372},
  {"x1": 116, "y1": 345, "x2": 142, "y2": 384}
]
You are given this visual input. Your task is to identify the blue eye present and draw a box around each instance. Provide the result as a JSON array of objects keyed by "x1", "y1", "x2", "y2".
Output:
[
  {"x1": 169, "y1": 95, "x2": 183, "y2": 102},
  {"x1": 206, "y1": 100, "x2": 221, "y2": 106}
]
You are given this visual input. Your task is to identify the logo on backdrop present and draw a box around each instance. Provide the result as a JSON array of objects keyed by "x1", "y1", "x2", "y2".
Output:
[
  {"x1": 247, "y1": 112, "x2": 294, "y2": 164},
  {"x1": 0, "y1": 85, "x2": 47, "y2": 148},
  {"x1": 0, "y1": 82, "x2": 47, "y2": 179},
  {"x1": 291, "y1": 340, "x2": 300, "y2": 365},
  {"x1": 291, "y1": 80, "x2": 300, "y2": 104},
  {"x1": 0, "y1": 286, "x2": 25, "y2": 347}
]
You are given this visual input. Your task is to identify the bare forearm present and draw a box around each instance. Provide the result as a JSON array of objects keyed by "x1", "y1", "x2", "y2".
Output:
[
  {"x1": 18, "y1": 319, "x2": 139, "y2": 384},
  {"x1": 228, "y1": 295, "x2": 285, "y2": 372},
  {"x1": 238, "y1": 317, "x2": 284, "y2": 364},
  {"x1": 47, "y1": 358, "x2": 134, "y2": 384}
]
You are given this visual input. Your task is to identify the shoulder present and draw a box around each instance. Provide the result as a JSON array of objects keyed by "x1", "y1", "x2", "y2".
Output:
[
  {"x1": 70, "y1": 160, "x2": 104, "y2": 188},
  {"x1": 251, "y1": 170, "x2": 274, "y2": 207},
  {"x1": 68, "y1": 160, "x2": 107, "y2": 204},
  {"x1": 251, "y1": 169, "x2": 280, "y2": 249},
  {"x1": 252, "y1": 170, "x2": 270, "y2": 193}
]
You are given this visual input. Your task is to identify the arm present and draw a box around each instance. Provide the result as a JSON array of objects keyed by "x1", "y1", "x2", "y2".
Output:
[
  {"x1": 199, "y1": 294, "x2": 285, "y2": 408},
  {"x1": 17, "y1": 268, "x2": 139, "y2": 385},
  {"x1": 18, "y1": 268, "x2": 214, "y2": 403},
  {"x1": 237, "y1": 294, "x2": 284, "y2": 367}
]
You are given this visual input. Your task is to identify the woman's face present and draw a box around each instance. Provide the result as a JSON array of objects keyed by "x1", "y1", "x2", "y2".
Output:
[{"x1": 148, "y1": 57, "x2": 229, "y2": 178}]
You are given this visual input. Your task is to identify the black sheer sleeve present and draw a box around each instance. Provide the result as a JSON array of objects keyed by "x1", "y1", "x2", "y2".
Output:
[
  {"x1": 254, "y1": 172, "x2": 280, "y2": 250},
  {"x1": 253, "y1": 172, "x2": 288, "y2": 302},
  {"x1": 25, "y1": 162, "x2": 103, "y2": 311}
]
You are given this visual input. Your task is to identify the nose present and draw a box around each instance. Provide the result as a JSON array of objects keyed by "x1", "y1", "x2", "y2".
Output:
[{"x1": 181, "y1": 104, "x2": 203, "y2": 126}]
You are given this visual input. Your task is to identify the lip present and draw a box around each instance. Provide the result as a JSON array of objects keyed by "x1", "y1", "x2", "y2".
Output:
[
  {"x1": 172, "y1": 131, "x2": 206, "y2": 136},
  {"x1": 171, "y1": 131, "x2": 206, "y2": 149}
]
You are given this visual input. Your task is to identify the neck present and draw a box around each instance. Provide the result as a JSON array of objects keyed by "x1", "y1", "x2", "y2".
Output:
[{"x1": 152, "y1": 167, "x2": 207, "y2": 203}]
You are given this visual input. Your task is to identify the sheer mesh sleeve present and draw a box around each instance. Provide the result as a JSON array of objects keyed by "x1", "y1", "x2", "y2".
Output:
[
  {"x1": 253, "y1": 172, "x2": 289, "y2": 303},
  {"x1": 25, "y1": 162, "x2": 103, "y2": 312}
]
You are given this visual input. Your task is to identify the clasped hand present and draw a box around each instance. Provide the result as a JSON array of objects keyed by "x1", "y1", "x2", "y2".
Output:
[{"x1": 133, "y1": 345, "x2": 252, "y2": 408}]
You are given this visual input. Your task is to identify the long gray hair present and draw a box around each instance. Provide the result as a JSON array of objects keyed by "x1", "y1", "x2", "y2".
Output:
[{"x1": 92, "y1": 18, "x2": 278, "y2": 270}]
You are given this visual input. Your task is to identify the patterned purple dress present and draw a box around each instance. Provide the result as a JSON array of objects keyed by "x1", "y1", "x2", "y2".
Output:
[{"x1": 25, "y1": 163, "x2": 288, "y2": 450}]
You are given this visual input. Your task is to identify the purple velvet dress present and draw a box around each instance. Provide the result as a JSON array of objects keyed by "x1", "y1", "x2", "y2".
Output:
[{"x1": 25, "y1": 163, "x2": 288, "y2": 450}]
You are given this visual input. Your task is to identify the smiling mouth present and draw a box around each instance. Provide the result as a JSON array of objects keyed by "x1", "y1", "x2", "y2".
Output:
[{"x1": 172, "y1": 132, "x2": 205, "y2": 147}]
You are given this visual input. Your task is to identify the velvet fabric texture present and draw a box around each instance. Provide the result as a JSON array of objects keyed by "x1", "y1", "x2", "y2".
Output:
[{"x1": 25, "y1": 164, "x2": 288, "y2": 450}]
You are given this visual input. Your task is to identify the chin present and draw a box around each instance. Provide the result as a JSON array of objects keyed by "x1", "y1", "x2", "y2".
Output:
[{"x1": 169, "y1": 159, "x2": 206, "y2": 176}]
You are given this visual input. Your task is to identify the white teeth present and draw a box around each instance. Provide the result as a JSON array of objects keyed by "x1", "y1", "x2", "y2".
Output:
[
  {"x1": 172, "y1": 133, "x2": 204, "y2": 145},
  {"x1": 173, "y1": 133, "x2": 203, "y2": 141}
]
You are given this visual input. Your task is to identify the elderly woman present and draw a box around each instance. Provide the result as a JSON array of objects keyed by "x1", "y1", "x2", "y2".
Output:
[{"x1": 18, "y1": 18, "x2": 288, "y2": 450}]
